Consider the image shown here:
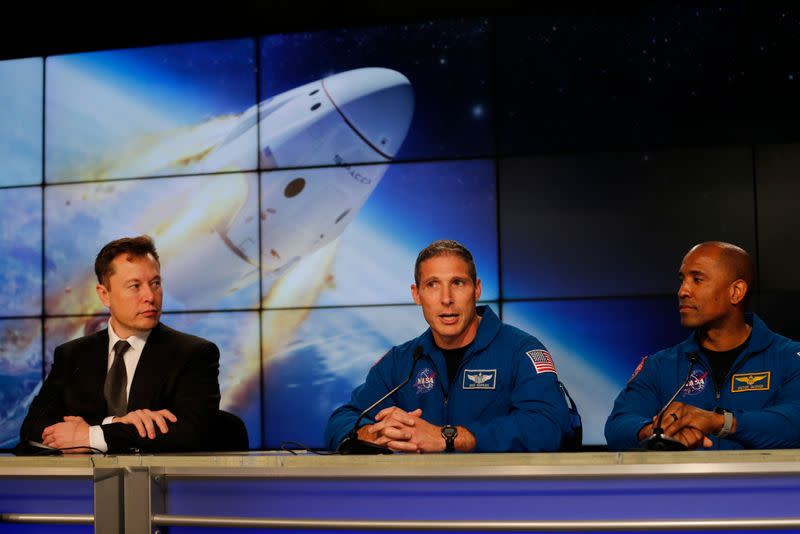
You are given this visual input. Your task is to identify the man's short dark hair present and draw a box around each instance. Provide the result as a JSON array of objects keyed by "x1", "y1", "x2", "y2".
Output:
[
  {"x1": 95, "y1": 235, "x2": 160, "y2": 286},
  {"x1": 414, "y1": 239, "x2": 477, "y2": 285}
]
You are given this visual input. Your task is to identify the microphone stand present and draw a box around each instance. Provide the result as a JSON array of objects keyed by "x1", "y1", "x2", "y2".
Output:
[
  {"x1": 640, "y1": 353, "x2": 698, "y2": 451},
  {"x1": 337, "y1": 347, "x2": 424, "y2": 455}
]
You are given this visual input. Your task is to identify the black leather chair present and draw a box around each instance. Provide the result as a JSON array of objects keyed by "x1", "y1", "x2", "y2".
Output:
[{"x1": 208, "y1": 409, "x2": 249, "y2": 452}]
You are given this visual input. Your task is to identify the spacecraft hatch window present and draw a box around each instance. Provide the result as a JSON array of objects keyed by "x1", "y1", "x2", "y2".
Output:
[
  {"x1": 284, "y1": 178, "x2": 306, "y2": 198},
  {"x1": 311, "y1": 103, "x2": 321, "y2": 111},
  {"x1": 309, "y1": 89, "x2": 319, "y2": 96},
  {"x1": 335, "y1": 209, "x2": 350, "y2": 224}
]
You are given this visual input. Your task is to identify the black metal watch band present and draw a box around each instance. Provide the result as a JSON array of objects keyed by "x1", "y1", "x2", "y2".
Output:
[{"x1": 441, "y1": 425, "x2": 457, "y2": 452}]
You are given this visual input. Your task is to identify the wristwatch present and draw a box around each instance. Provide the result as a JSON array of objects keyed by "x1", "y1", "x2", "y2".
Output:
[
  {"x1": 441, "y1": 425, "x2": 458, "y2": 452},
  {"x1": 713, "y1": 407, "x2": 734, "y2": 438}
]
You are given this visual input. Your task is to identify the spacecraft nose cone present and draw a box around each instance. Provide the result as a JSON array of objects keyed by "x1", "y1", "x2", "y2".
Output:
[{"x1": 323, "y1": 67, "x2": 414, "y2": 159}]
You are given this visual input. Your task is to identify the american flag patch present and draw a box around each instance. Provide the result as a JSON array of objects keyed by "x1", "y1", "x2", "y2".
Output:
[{"x1": 526, "y1": 350, "x2": 557, "y2": 374}]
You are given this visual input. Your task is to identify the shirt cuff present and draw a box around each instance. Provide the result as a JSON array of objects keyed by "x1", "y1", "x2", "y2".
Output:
[{"x1": 89, "y1": 425, "x2": 109, "y2": 453}]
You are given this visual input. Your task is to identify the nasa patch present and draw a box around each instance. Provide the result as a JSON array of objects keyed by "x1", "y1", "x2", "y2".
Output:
[
  {"x1": 629, "y1": 355, "x2": 648, "y2": 383},
  {"x1": 413, "y1": 367, "x2": 437, "y2": 394},
  {"x1": 681, "y1": 370, "x2": 708, "y2": 396},
  {"x1": 463, "y1": 369, "x2": 497, "y2": 390}
]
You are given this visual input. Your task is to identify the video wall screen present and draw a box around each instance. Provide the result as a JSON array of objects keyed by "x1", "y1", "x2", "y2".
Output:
[
  {"x1": 2, "y1": 10, "x2": 799, "y2": 450},
  {"x1": 45, "y1": 40, "x2": 258, "y2": 182},
  {"x1": 755, "y1": 143, "x2": 800, "y2": 293},
  {"x1": 496, "y1": 7, "x2": 754, "y2": 154},
  {"x1": 0, "y1": 58, "x2": 42, "y2": 187},
  {"x1": 502, "y1": 297, "x2": 685, "y2": 445},
  {"x1": 0, "y1": 319, "x2": 42, "y2": 449},
  {"x1": 499, "y1": 148, "x2": 757, "y2": 300},
  {"x1": 259, "y1": 19, "x2": 494, "y2": 164},
  {"x1": 0, "y1": 18, "x2": 505, "y2": 450},
  {"x1": 0, "y1": 187, "x2": 42, "y2": 317}
]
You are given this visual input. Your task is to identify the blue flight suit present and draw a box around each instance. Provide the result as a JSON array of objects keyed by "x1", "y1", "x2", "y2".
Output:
[
  {"x1": 325, "y1": 306, "x2": 571, "y2": 452},
  {"x1": 605, "y1": 314, "x2": 800, "y2": 450}
]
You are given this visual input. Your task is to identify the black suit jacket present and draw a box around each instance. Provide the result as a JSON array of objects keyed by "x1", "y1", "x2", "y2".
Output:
[{"x1": 20, "y1": 323, "x2": 220, "y2": 453}]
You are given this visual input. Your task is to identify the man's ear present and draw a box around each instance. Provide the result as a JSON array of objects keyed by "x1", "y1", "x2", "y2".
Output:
[
  {"x1": 96, "y1": 283, "x2": 111, "y2": 307},
  {"x1": 411, "y1": 284, "x2": 421, "y2": 305},
  {"x1": 729, "y1": 279, "x2": 748, "y2": 306}
]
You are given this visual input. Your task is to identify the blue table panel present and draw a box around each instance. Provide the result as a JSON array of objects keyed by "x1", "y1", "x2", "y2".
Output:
[{"x1": 164, "y1": 475, "x2": 800, "y2": 521}]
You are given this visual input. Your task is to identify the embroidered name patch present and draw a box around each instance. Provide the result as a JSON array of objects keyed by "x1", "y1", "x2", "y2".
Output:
[
  {"x1": 463, "y1": 369, "x2": 497, "y2": 389},
  {"x1": 526, "y1": 350, "x2": 557, "y2": 374},
  {"x1": 413, "y1": 368, "x2": 437, "y2": 394},
  {"x1": 732, "y1": 372, "x2": 770, "y2": 393}
]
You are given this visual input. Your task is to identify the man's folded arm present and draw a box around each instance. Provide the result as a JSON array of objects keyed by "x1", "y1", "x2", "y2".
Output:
[
  {"x1": 102, "y1": 342, "x2": 221, "y2": 453},
  {"x1": 20, "y1": 346, "x2": 74, "y2": 445},
  {"x1": 324, "y1": 355, "x2": 395, "y2": 450}
]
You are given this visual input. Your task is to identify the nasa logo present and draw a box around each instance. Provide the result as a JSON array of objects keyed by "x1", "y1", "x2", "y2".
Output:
[
  {"x1": 682, "y1": 370, "x2": 709, "y2": 396},
  {"x1": 462, "y1": 369, "x2": 497, "y2": 390},
  {"x1": 414, "y1": 368, "x2": 437, "y2": 394}
]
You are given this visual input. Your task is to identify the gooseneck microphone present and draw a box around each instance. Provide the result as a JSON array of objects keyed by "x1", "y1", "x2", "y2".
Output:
[
  {"x1": 337, "y1": 346, "x2": 425, "y2": 455},
  {"x1": 640, "y1": 352, "x2": 699, "y2": 451}
]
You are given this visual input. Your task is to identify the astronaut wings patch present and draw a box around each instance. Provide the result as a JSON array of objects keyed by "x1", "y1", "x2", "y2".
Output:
[{"x1": 526, "y1": 350, "x2": 557, "y2": 374}]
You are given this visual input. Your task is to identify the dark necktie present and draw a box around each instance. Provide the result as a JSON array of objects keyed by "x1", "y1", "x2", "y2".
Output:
[{"x1": 104, "y1": 340, "x2": 130, "y2": 417}]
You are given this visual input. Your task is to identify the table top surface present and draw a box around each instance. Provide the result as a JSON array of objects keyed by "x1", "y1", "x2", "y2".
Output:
[{"x1": 3, "y1": 449, "x2": 800, "y2": 478}]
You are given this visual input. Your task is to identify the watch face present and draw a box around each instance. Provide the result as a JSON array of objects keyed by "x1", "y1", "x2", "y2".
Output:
[{"x1": 442, "y1": 426, "x2": 457, "y2": 438}]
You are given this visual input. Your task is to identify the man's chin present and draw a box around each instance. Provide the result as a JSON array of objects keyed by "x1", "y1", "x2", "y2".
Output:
[
  {"x1": 679, "y1": 316, "x2": 700, "y2": 329},
  {"x1": 136, "y1": 317, "x2": 160, "y2": 330}
]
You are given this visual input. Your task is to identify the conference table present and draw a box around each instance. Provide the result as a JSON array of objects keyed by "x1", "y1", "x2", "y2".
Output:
[{"x1": 2, "y1": 449, "x2": 800, "y2": 533}]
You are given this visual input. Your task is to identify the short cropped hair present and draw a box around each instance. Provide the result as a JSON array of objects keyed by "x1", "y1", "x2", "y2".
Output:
[
  {"x1": 414, "y1": 240, "x2": 477, "y2": 285},
  {"x1": 696, "y1": 241, "x2": 755, "y2": 307},
  {"x1": 95, "y1": 235, "x2": 160, "y2": 286}
]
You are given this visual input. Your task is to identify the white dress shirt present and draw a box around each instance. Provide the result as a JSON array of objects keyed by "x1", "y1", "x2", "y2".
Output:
[{"x1": 88, "y1": 322, "x2": 151, "y2": 452}]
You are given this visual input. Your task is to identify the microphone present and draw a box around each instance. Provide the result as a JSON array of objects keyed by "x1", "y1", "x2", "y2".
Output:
[
  {"x1": 640, "y1": 352, "x2": 699, "y2": 451},
  {"x1": 337, "y1": 346, "x2": 425, "y2": 455}
]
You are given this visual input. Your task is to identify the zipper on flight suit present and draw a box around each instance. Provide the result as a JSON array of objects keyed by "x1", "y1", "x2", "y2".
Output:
[{"x1": 716, "y1": 350, "x2": 754, "y2": 401}]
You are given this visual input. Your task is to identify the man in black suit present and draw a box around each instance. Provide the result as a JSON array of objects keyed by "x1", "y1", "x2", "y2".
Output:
[{"x1": 20, "y1": 235, "x2": 220, "y2": 453}]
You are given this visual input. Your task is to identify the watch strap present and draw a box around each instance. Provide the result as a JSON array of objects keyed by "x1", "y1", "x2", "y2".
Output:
[
  {"x1": 441, "y1": 425, "x2": 457, "y2": 452},
  {"x1": 714, "y1": 407, "x2": 734, "y2": 438}
]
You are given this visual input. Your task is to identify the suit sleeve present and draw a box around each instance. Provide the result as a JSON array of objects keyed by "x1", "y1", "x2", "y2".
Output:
[
  {"x1": 727, "y1": 343, "x2": 800, "y2": 449},
  {"x1": 466, "y1": 341, "x2": 571, "y2": 452},
  {"x1": 19, "y1": 345, "x2": 72, "y2": 445},
  {"x1": 604, "y1": 355, "x2": 663, "y2": 451},
  {"x1": 324, "y1": 350, "x2": 395, "y2": 451},
  {"x1": 102, "y1": 340, "x2": 221, "y2": 453}
]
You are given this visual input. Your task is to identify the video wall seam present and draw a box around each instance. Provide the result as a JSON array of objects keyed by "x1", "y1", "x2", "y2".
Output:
[{"x1": 2, "y1": 10, "x2": 796, "y2": 449}]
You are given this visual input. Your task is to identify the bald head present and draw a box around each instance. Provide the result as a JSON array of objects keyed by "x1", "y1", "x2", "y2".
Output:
[{"x1": 684, "y1": 241, "x2": 754, "y2": 306}]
